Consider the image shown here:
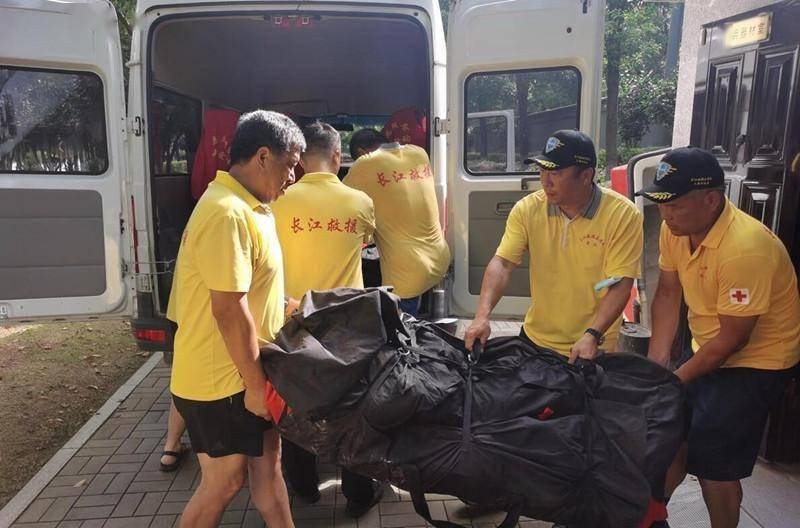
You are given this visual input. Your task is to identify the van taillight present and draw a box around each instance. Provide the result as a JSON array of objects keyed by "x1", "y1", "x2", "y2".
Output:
[{"x1": 135, "y1": 329, "x2": 166, "y2": 343}]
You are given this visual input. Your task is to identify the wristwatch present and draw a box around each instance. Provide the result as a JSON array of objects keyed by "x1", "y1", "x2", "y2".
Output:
[{"x1": 584, "y1": 328, "x2": 605, "y2": 345}]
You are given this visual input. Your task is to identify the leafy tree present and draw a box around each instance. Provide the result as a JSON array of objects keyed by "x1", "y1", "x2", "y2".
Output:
[
  {"x1": 617, "y1": 2, "x2": 676, "y2": 147},
  {"x1": 439, "y1": 0, "x2": 450, "y2": 30},
  {"x1": 605, "y1": 0, "x2": 677, "y2": 169},
  {"x1": 111, "y1": 0, "x2": 135, "y2": 91}
]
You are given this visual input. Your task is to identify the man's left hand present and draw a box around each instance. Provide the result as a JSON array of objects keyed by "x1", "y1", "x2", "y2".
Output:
[
  {"x1": 569, "y1": 333, "x2": 599, "y2": 364},
  {"x1": 284, "y1": 297, "x2": 300, "y2": 321}
]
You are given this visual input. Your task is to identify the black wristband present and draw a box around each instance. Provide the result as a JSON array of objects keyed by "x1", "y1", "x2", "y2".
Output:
[{"x1": 585, "y1": 327, "x2": 604, "y2": 345}]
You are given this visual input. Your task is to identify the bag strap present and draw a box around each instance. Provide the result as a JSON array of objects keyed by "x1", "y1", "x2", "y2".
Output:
[
  {"x1": 404, "y1": 465, "x2": 523, "y2": 528},
  {"x1": 404, "y1": 465, "x2": 464, "y2": 528},
  {"x1": 401, "y1": 361, "x2": 524, "y2": 528}
]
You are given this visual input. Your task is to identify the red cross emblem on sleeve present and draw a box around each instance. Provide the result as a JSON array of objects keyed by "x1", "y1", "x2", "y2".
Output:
[{"x1": 729, "y1": 288, "x2": 750, "y2": 305}]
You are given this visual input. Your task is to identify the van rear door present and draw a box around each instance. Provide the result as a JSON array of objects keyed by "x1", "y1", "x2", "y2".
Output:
[
  {"x1": 447, "y1": 0, "x2": 605, "y2": 317},
  {"x1": 0, "y1": 0, "x2": 131, "y2": 322}
]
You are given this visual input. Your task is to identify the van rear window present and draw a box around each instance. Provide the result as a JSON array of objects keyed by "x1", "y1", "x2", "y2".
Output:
[
  {"x1": 0, "y1": 66, "x2": 108, "y2": 174},
  {"x1": 465, "y1": 67, "x2": 581, "y2": 175}
]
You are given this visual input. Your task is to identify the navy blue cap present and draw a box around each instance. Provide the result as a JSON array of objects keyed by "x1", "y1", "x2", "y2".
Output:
[
  {"x1": 524, "y1": 130, "x2": 597, "y2": 170},
  {"x1": 636, "y1": 147, "x2": 725, "y2": 203}
]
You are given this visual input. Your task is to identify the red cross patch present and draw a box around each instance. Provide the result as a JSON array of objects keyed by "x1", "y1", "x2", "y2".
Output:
[{"x1": 729, "y1": 288, "x2": 750, "y2": 305}]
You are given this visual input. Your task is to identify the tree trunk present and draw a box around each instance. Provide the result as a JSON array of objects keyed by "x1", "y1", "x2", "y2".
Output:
[
  {"x1": 604, "y1": 0, "x2": 625, "y2": 178},
  {"x1": 515, "y1": 77, "x2": 531, "y2": 169},
  {"x1": 605, "y1": 62, "x2": 620, "y2": 178}
]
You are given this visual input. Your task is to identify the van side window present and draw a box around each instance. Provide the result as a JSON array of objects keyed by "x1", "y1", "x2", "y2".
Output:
[
  {"x1": 150, "y1": 88, "x2": 202, "y2": 176},
  {"x1": 0, "y1": 66, "x2": 107, "y2": 174},
  {"x1": 465, "y1": 67, "x2": 581, "y2": 175}
]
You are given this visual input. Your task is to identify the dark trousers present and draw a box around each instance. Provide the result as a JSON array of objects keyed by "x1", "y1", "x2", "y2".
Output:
[{"x1": 282, "y1": 439, "x2": 375, "y2": 503}]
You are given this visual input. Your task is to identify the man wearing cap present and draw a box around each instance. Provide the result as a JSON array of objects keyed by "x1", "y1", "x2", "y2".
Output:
[
  {"x1": 639, "y1": 147, "x2": 800, "y2": 528},
  {"x1": 465, "y1": 130, "x2": 643, "y2": 363}
]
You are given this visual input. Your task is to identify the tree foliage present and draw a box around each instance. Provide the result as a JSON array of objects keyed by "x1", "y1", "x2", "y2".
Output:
[
  {"x1": 616, "y1": 2, "x2": 677, "y2": 147},
  {"x1": 604, "y1": 0, "x2": 678, "y2": 169}
]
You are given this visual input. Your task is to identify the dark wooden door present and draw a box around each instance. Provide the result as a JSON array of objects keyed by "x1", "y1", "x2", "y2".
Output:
[{"x1": 690, "y1": 0, "x2": 800, "y2": 463}]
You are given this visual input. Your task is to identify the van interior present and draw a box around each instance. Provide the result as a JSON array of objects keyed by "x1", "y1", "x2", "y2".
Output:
[{"x1": 146, "y1": 13, "x2": 431, "y2": 309}]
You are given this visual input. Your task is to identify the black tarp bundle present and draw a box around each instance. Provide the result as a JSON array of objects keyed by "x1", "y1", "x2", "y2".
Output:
[{"x1": 260, "y1": 288, "x2": 685, "y2": 528}]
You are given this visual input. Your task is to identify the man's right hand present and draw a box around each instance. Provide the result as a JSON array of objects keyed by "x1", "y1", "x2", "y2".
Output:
[
  {"x1": 244, "y1": 384, "x2": 271, "y2": 419},
  {"x1": 464, "y1": 317, "x2": 491, "y2": 351}
]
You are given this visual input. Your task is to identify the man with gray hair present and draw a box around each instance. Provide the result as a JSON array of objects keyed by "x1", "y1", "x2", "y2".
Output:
[{"x1": 167, "y1": 110, "x2": 305, "y2": 528}]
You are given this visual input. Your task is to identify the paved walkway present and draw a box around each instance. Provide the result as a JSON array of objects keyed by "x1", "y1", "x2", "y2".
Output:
[
  {"x1": 5, "y1": 360, "x2": 553, "y2": 528},
  {"x1": 5, "y1": 321, "x2": 800, "y2": 527}
]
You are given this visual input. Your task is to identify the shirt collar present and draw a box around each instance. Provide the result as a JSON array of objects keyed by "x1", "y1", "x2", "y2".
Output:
[
  {"x1": 212, "y1": 170, "x2": 264, "y2": 211},
  {"x1": 700, "y1": 198, "x2": 735, "y2": 249},
  {"x1": 298, "y1": 172, "x2": 341, "y2": 184},
  {"x1": 547, "y1": 183, "x2": 602, "y2": 219}
]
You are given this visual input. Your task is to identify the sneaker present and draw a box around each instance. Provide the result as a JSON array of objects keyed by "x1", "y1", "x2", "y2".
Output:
[{"x1": 345, "y1": 483, "x2": 384, "y2": 518}]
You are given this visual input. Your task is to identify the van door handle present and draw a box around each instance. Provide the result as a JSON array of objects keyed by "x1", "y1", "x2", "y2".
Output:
[
  {"x1": 495, "y1": 201, "x2": 516, "y2": 216},
  {"x1": 521, "y1": 177, "x2": 538, "y2": 191}
]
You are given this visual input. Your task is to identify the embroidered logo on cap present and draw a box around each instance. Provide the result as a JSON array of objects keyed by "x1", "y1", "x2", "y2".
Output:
[
  {"x1": 545, "y1": 136, "x2": 564, "y2": 153},
  {"x1": 729, "y1": 288, "x2": 750, "y2": 305},
  {"x1": 656, "y1": 162, "x2": 677, "y2": 182},
  {"x1": 643, "y1": 191, "x2": 676, "y2": 201}
]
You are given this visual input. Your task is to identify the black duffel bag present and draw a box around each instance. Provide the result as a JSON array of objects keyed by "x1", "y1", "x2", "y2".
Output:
[{"x1": 261, "y1": 288, "x2": 685, "y2": 528}]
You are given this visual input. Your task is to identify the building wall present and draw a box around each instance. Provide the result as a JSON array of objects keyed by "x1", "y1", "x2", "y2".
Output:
[{"x1": 672, "y1": 0, "x2": 778, "y2": 146}]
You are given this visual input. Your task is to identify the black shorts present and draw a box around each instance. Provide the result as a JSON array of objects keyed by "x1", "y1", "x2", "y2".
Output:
[
  {"x1": 681, "y1": 351, "x2": 794, "y2": 481},
  {"x1": 172, "y1": 391, "x2": 273, "y2": 458}
]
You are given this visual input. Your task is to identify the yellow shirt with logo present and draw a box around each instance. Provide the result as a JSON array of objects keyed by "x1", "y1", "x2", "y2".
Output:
[
  {"x1": 167, "y1": 171, "x2": 285, "y2": 401},
  {"x1": 659, "y1": 200, "x2": 800, "y2": 370},
  {"x1": 495, "y1": 186, "x2": 643, "y2": 356},
  {"x1": 271, "y1": 172, "x2": 376, "y2": 298},
  {"x1": 344, "y1": 145, "x2": 450, "y2": 298}
]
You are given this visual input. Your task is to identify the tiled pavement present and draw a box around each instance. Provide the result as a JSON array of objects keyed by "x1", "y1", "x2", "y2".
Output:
[
  {"x1": 7, "y1": 360, "x2": 553, "y2": 528},
  {"x1": 6, "y1": 320, "x2": 800, "y2": 527}
]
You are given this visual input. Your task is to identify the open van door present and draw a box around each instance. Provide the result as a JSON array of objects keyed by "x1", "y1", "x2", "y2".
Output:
[
  {"x1": 627, "y1": 149, "x2": 669, "y2": 329},
  {"x1": 0, "y1": 0, "x2": 131, "y2": 322},
  {"x1": 447, "y1": 0, "x2": 606, "y2": 317}
]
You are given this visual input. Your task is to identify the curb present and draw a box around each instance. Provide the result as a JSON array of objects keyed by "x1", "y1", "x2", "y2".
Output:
[{"x1": 0, "y1": 352, "x2": 164, "y2": 527}]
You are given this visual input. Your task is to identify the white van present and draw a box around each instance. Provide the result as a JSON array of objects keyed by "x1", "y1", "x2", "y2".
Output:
[{"x1": 0, "y1": 0, "x2": 605, "y2": 353}]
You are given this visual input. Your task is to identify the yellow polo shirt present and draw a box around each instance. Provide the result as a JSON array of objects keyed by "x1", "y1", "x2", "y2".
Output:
[
  {"x1": 344, "y1": 145, "x2": 450, "y2": 299},
  {"x1": 495, "y1": 186, "x2": 643, "y2": 356},
  {"x1": 659, "y1": 200, "x2": 800, "y2": 370},
  {"x1": 271, "y1": 172, "x2": 375, "y2": 298},
  {"x1": 167, "y1": 171, "x2": 285, "y2": 401}
]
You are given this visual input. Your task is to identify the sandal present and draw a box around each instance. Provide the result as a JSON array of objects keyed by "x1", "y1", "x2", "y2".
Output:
[{"x1": 159, "y1": 444, "x2": 190, "y2": 472}]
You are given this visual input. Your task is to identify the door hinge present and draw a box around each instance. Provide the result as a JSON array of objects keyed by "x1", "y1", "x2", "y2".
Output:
[
  {"x1": 129, "y1": 116, "x2": 145, "y2": 137},
  {"x1": 121, "y1": 260, "x2": 129, "y2": 276},
  {"x1": 434, "y1": 117, "x2": 451, "y2": 137}
]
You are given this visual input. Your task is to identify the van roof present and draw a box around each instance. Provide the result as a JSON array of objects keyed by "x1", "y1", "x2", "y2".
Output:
[{"x1": 135, "y1": 0, "x2": 441, "y2": 17}]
